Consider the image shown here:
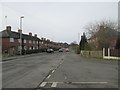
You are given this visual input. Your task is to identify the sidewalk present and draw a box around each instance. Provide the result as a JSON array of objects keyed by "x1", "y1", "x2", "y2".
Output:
[{"x1": 1, "y1": 52, "x2": 46, "y2": 62}]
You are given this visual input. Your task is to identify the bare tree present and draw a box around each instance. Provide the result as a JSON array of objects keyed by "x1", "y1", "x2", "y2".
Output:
[
  {"x1": 85, "y1": 20, "x2": 118, "y2": 38},
  {"x1": 84, "y1": 20, "x2": 118, "y2": 50}
]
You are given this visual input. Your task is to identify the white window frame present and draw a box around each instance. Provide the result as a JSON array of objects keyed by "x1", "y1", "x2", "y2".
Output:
[
  {"x1": 36, "y1": 41, "x2": 38, "y2": 44},
  {"x1": 33, "y1": 47, "x2": 35, "y2": 50},
  {"x1": 33, "y1": 41, "x2": 35, "y2": 44},
  {"x1": 29, "y1": 47, "x2": 32, "y2": 50},
  {"x1": 10, "y1": 38, "x2": 14, "y2": 42},
  {"x1": 29, "y1": 40, "x2": 31, "y2": 44},
  {"x1": 18, "y1": 39, "x2": 21, "y2": 43},
  {"x1": 24, "y1": 39, "x2": 26, "y2": 43}
]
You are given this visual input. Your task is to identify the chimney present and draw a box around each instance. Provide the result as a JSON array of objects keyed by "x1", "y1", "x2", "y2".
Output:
[
  {"x1": 6, "y1": 26, "x2": 11, "y2": 31},
  {"x1": 18, "y1": 29, "x2": 22, "y2": 33},
  {"x1": 29, "y1": 32, "x2": 32, "y2": 36},
  {"x1": 34, "y1": 34, "x2": 37, "y2": 37}
]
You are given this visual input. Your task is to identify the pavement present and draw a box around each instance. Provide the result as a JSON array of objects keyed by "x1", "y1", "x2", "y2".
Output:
[
  {"x1": 1, "y1": 52, "x2": 47, "y2": 61},
  {"x1": 2, "y1": 51, "x2": 119, "y2": 89}
]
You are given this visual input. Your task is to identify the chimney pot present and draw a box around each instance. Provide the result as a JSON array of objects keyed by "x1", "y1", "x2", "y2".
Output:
[
  {"x1": 29, "y1": 32, "x2": 32, "y2": 36},
  {"x1": 6, "y1": 26, "x2": 11, "y2": 31},
  {"x1": 18, "y1": 29, "x2": 22, "y2": 33},
  {"x1": 34, "y1": 34, "x2": 37, "y2": 37}
]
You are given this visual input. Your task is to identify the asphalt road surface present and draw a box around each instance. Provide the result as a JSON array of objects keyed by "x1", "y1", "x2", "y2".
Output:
[{"x1": 2, "y1": 50, "x2": 118, "y2": 89}]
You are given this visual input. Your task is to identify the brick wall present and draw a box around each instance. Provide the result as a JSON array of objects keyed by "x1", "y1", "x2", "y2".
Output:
[
  {"x1": 2, "y1": 38, "x2": 20, "y2": 54},
  {"x1": 2, "y1": 38, "x2": 10, "y2": 52}
]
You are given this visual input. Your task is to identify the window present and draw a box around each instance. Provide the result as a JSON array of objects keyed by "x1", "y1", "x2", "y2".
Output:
[
  {"x1": 36, "y1": 41, "x2": 38, "y2": 44},
  {"x1": 33, "y1": 41, "x2": 35, "y2": 44},
  {"x1": 24, "y1": 46, "x2": 27, "y2": 50},
  {"x1": 39, "y1": 41, "x2": 41, "y2": 44},
  {"x1": 33, "y1": 47, "x2": 35, "y2": 50},
  {"x1": 36, "y1": 46, "x2": 38, "y2": 49},
  {"x1": 29, "y1": 47, "x2": 32, "y2": 50},
  {"x1": 18, "y1": 46, "x2": 20, "y2": 51},
  {"x1": 10, "y1": 38, "x2": 14, "y2": 42},
  {"x1": 29, "y1": 40, "x2": 31, "y2": 44},
  {"x1": 24, "y1": 39, "x2": 26, "y2": 43},
  {"x1": 18, "y1": 39, "x2": 21, "y2": 43}
]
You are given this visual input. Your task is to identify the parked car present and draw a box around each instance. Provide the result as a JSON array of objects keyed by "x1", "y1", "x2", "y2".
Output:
[
  {"x1": 59, "y1": 48, "x2": 64, "y2": 52},
  {"x1": 65, "y1": 48, "x2": 69, "y2": 52},
  {"x1": 46, "y1": 48, "x2": 54, "y2": 53}
]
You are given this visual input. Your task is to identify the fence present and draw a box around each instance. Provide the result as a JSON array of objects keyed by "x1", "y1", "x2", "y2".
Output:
[
  {"x1": 81, "y1": 48, "x2": 120, "y2": 60},
  {"x1": 81, "y1": 50, "x2": 103, "y2": 58},
  {"x1": 103, "y1": 48, "x2": 120, "y2": 60}
]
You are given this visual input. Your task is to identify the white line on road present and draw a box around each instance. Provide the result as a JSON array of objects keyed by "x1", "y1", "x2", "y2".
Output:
[
  {"x1": 72, "y1": 82, "x2": 108, "y2": 84},
  {"x1": 47, "y1": 81, "x2": 108, "y2": 84},
  {"x1": 40, "y1": 82, "x2": 47, "y2": 87},
  {"x1": 50, "y1": 68, "x2": 53, "y2": 71},
  {"x1": 51, "y1": 82, "x2": 58, "y2": 87},
  {"x1": 39, "y1": 82, "x2": 108, "y2": 88},
  {"x1": 46, "y1": 75, "x2": 51, "y2": 79},
  {"x1": 51, "y1": 70, "x2": 55, "y2": 73}
]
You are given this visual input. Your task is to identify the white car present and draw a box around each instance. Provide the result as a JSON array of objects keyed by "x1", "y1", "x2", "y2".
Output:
[{"x1": 47, "y1": 48, "x2": 54, "y2": 53}]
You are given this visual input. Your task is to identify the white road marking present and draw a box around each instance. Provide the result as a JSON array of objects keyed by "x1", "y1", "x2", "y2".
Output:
[
  {"x1": 52, "y1": 70, "x2": 55, "y2": 73},
  {"x1": 72, "y1": 82, "x2": 108, "y2": 84},
  {"x1": 40, "y1": 82, "x2": 47, "y2": 87},
  {"x1": 47, "y1": 81, "x2": 108, "y2": 84},
  {"x1": 39, "y1": 82, "x2": 108, "y2": 88},
  {"x1": 46, "y1": 75, "x2": 51, "y2": 79},
  {"x1": 51, "y1": 82, "x2": 58, "y2": 87}
]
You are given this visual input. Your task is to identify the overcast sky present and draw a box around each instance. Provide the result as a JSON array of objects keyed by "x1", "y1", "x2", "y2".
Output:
[{"x1": 1, "y1": 2, "x2": 118, "y2": 44}]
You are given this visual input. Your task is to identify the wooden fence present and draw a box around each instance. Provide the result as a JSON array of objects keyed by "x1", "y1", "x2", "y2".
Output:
[{"x1": 81, "y1": 48, "x2": 120, "y2": 60}]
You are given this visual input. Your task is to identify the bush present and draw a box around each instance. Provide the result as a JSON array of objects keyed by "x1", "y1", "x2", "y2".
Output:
[
  {"x1": 25, "y1": 49, "x2": 42, "y2": 54},
  {"x1": 76, "y1": 46, "x2": 80, "y2": 54}
]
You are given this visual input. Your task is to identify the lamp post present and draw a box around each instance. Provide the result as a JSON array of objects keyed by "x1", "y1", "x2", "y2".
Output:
[
  {"x1": 19, "y1": 16, "x2": 24, "y2": 55},
  {"x1": 5, "y1": 16, "x2": 7, "y2": 28}
]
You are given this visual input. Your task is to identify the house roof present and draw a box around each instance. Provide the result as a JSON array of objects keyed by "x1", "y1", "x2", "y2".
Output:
[{"x1": 0, "y1": 30, "x2": 40, "y2": 41}]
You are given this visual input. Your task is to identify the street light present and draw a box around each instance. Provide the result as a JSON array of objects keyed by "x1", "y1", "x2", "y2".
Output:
[
  {"x1": 20, "y1": 16, "x2": 24, "y2": 30},
  {"x1": 19, "y1": 16, "x2": 24, "y2": 55}
]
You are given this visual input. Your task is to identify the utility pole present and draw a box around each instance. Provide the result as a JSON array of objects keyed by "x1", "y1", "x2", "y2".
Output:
[
  {"x1": 5, "y1": 16, "x2": 7, "y2": 28},
  {"x1": 78, "y1": 33, "x2": 80, "y2": 45},
  {"x1": 19, "y1": 16, "x2": 24, "y2": 55}
]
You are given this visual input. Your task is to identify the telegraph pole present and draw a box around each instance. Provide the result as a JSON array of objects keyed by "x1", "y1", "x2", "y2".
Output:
[{"x1": 19, "y1": 16, "x2": 24, "y2": 55}]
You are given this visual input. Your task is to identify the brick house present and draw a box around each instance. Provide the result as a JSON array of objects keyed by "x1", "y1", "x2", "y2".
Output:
[
  {"x1": 0, "y1": 26, "x2": 66, "y2": 55},
  {"x1": 87, "y1": 26, "x2": 120, "y2": 50},
  {"x1": 0, "y1": 26, "x2": 41, "y2": 55}
]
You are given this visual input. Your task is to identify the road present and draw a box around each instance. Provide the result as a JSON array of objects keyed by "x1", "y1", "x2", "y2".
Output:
[{"x1": 2, "y1": 51, "x2": 118, "y2": 89}]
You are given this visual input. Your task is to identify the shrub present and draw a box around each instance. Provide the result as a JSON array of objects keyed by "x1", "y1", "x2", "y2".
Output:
[{"x1": 76, "y1": 46, "x2": 80, "y2": 54}]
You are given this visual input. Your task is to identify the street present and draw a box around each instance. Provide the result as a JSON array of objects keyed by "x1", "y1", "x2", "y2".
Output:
[{"x1": 2, "y1": 50, "x2": 118, "y2": 89}]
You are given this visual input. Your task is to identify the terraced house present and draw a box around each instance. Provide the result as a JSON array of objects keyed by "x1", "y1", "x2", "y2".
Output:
[
  {"x1": 0, "y1": 26, "x2": 66, "y2": 56},
  {"x1": 0, "y1": 26, "x2": 42, "y2": 55}
]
